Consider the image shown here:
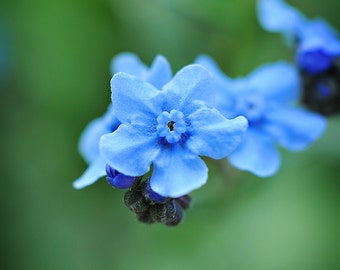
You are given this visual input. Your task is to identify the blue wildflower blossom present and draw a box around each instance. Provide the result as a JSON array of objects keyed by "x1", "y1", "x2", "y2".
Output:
[
  {"x1": 257, "y1": 0, "x2": 340, "y2": 115},
  {"x1": 258, "y1": 0, "x2": 340, "y2": 74},
  {"x1": 196, "y1": 55, "x2": 326, "y2": 177},
  {"x1": 99, "y1": 64, "x2": 248, "y2": 197},
  {"x1": 73, "y1": 53, "x2": 172, "y2": 189}
]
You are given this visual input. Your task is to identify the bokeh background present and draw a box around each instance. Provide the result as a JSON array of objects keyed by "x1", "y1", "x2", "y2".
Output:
[{"x1": 1, "y1": 0, "x2": 340, "y2": 269}]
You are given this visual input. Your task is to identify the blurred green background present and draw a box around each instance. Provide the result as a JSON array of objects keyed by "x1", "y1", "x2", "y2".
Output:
[{"x1": 1, "y1": 0, "x2": 340, "y2": 269}]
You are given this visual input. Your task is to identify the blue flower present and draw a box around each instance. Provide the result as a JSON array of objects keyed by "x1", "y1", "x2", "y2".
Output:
[
  {"x1": 73, "y1": 53, "x2": 172, "y2": 189},
  {"x1": 257, "y1": 0, "x2": 340, "y2": 75},
  {"x1": 257, "y1": 0, "x2": 340, "y2": 115},
  {"x1": 196, "y1": 55, "x2": 326, "y2": 177},
  {"x1": 99, "y1": 64, "x2": 248, "y2": 197}
]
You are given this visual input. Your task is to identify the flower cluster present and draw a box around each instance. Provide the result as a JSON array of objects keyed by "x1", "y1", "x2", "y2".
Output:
[
  {"x1": 196, "y1": 56, "x2": 325, "y2": 177},
  {"x1": 100, "y1": 59, "x2": 248, "y2": 198},
  {"x1": 74, "y1": 1, "x2": 334, "y2": 226},
  {"x1": 123, "y1": 178, "x2": 191, "y2": 226},
  {"x1": 257, "y1": 0, "x2": 340, "y2": 116}
]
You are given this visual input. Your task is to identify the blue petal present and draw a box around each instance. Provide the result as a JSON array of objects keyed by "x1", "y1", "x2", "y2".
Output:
[
  {"x1": 299, "y1": 19, "x2": 339, "y2": 44},
  {"x1": 195, "y1": 55, "x2": 243, "y2": 118},
  {"x1": 186, "y1": 107, "x2": 248, "y2": 159},
  {"x1": 264, "y1": 107, "x2": 326, "y2": 151},
  {"x1": 110, "y1": 73, "x2": 162, "y2": 123},
  {"x1": 110, "y1": 52, "x2": 147, "y2": 77},
  {"x1": 296, "y1": 45, "x2": 333, "y2": 74},
  {"x1": 144, "y1": 55, "x2": 172, "y2": 89},
  {"x1": 257, "y1": 0, "x2": 306, "y2": 40},
  {"x1": 73, "y1": 156, "x2": 107, "y2": 189},
  {"x1": 228, "y1": 129, "x2": 281, "y2": 177},
  {"x1": 79, "y1": 106, "x2": 119, "y2": 164},
  {"x1": 150, "y1": 145, "x2": 208, "y2": 197},
  {"x1": 146, "y1": 180, "x2": 167, "y2": 203},
  {"x1": 108, "y1": 173, "x2": 138, "y2": 189},
  {"x1": 195, "y1": 55, "x2": 233, "y2": 88},
  {"x1": 100, "y1": 123, "x2": 160, "y2": 176},
  {"x1": 247, "y1": 61, "x2": 301, "y2": 103},
  {"x1": 162, "y1": 64, "x2": 215, "y2": 112}
]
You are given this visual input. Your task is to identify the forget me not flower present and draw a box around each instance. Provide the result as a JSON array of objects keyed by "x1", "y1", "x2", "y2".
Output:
[
  {"x1": 196, "y1": 55, "x2": 326, "y2": 177},
  {"x1": 73, "y1": 53, "x2": 172, "y2": 189},
  {"x1": 257, "y1": 0, "x2": 340, "y2": 115},
  {"x1": 99, "y1": 64, "x2": 248, "y2": 197},
  {"x1": 258, "y1": 0, "x2": 340, "y2": 74}
]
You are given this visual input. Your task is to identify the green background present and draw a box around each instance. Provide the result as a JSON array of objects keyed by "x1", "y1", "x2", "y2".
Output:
[{"x1": 1, "y1": 0, "x2": 340, "y2": 269}]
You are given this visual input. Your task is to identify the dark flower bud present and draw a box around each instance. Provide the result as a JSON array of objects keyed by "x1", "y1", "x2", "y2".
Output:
[
  {"x1": 150, "y1": 200, "x2": 184, "y2": 227},
  {"x1": 301, "y1": 63, "x2": 340, "y2": 116},
  {"x1": 123, "y1": 189, "x2": 149, "y2": 213},
  {"x1": 136, "y1": 210, "x2": 155, "y2": 224},
  {"x1": 174, "y1": 195, "x2": 191, "y2": 210}
]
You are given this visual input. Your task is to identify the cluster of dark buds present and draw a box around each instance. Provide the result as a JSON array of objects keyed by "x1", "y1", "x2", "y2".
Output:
[
  {"x1": 301, "y1": 58, "x2": 340, "y2": 116},
  {"x1": 123, "y1": 179, "x2": 191, "y2": 226}
]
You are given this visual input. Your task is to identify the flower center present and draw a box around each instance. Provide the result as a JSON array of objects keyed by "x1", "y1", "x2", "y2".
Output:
[
  {"x1": 167, "y1": 121, "x2": 175, "y2": 131},
  {"x1": 157, "y1": 110, "x2": 186, "y2": 143},
  {"x1": 235, "y1": 95, "x2": 264, "y2": 126}
]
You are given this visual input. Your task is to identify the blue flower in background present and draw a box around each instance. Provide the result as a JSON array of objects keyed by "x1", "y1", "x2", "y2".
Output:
[
  {"x1": 99, "y1": 64, "x2": 248, "y2": 197},
  {"x1": 257, "y1": 0, "x2": 340, "y2": 115},
  {"x1": 73, "y1": 53, "x2": 172, "y2": 189},
  {"x1": 196, "y1": 55, "x2": 326, "y2": 177},
  {"x1": 258, "y1": 0, "x2": 340, "y2": 75}
]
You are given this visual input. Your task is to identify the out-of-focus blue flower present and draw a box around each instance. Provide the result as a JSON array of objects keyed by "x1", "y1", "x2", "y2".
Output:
[
  {"x1": 196, "y1": 55, "x2": 326, "y2": 177},
  {"x1": 257, "y1": 0, "x2": 340, "y2": 75},
  {"x1": 258, "y1": 0, "x2": 340, "y2": 116},
  {"x1": 73, "y1": 53, "x2": 172, "y2": 189},
  {"x1": 99, "y1": 64, "x2": 248, "y2": 197}
]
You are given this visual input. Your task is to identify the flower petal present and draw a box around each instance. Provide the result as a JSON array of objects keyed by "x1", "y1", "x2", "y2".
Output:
[
  {"x1": 150, "y1": 146, "x2": 208, "y2": 197},
  {"x1": 144, "y1": 55, "x2": 172, "y2": 89},
  {"x1": 265, "y1": 107, "x2": 326, "y2": 151},
  {"x1": 78, "y1": 106, "x2": 120, "y2": 164},
  {"x1": 100, "y1": 123, "x2": 160, "y2": 176},
  {"x1": 195, "y1": 55, "x2": 233, "y2": 88},
  {"x1": 186, "y1": 107, "x2": 248, "y2": 159},
  {"x1": 78, "y1": 118, "x2": 110, "y2": 164},
  {"x1": 111, "y1": 72, "x2": 162, "y2": 123},
  {"x1": 195, "y1": 55, "x2": 248, "y2": 118},
  {"x1": 299, "y1": 19, "x2": 339, "y2": 45},
  {"x1": 247, "y1": 61, "x2": 301, "y2": 103},
  {"x1": 228, "y1": 130, "x2": 281, "y2": 177},
  {"x1": 73, "y1": 156, "x2": 107, "y2": 189},
  {"x1": 257, "y1": 0, "x2": 306, "y2": 39},
  {"x1": 108, "y1": 173, "x2": 139, "y2": 189},
  {"x1": 110, "y1": 52, "x2": 147, "y2": 77},
  {"x1": 162, "y1": 64, "x2": 215, "y2": 111}
]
